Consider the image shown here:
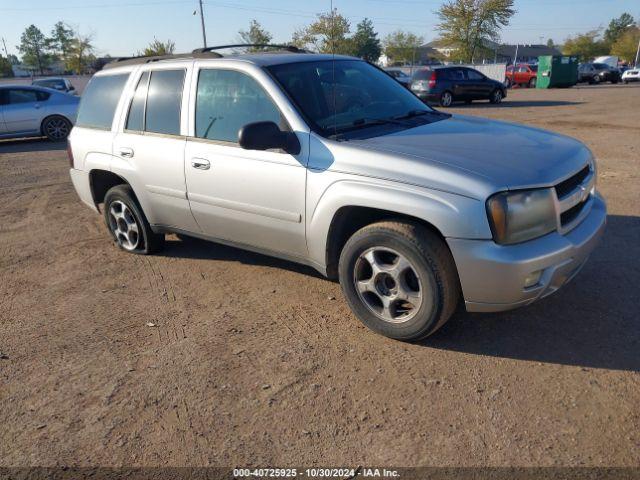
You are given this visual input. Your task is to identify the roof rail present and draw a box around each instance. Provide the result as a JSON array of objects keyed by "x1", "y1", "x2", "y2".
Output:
[
  {"x1": 102, "y1": 51, "x2": 223, "y2": 69},
  {"x1": 192, "y1": 44, "x2": 307, "y2": 54}
]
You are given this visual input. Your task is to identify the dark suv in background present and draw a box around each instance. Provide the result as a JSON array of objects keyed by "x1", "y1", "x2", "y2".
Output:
[
  {"x1": 410, "y1": 66, "x2": 506, "y2": 107},
  {"x1": 578, "y1": 63, "x2": 621, "y2": 84}
]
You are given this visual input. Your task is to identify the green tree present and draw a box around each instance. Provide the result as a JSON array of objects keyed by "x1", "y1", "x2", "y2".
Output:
[
  {"x1": 140, "y1": 38, "x2": 176, "y2": 56},
  {"x1": 604, "y1": 13, "x2": 635, "y2": 46},
  {"x1": 436, "y1": 0, "x2": 515, "y2": 63},
  {"x1": 546, "y1": 38, "x2": 556, "y2": 49},
  {"x1": 382, "y1": 30, "x2": 424, "y2": 64},
  {"x1": 17, "y1": 25, "x2": 51, "y2": 74},
  {"x1": 292, "y1": 9, "x2": 352, "y2": 54},
  {"x1": 0, "y1": 56, "x2": 14, "y2": 77},
  {"x1": 562, "y1": 30, "x2": 609, "y2": 61},
  {"x1": 611, "y1": 27, "x2": 640, "y2": 64},
  {"x1": 351, "y1": 18, "x2": 381, "y2": 62},
  {"x1": 47, "y1": 22, "x2": 75, "y2": 65},
  {"x1": 66, "y1": 33, "x2": 95, "y2": 74},
  {"x1": 238, "y1": 20, "x2": 273, "y2": 51}
]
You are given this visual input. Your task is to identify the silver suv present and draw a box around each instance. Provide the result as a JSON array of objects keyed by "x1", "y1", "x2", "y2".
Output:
[{"x1": 69, "y1": 47, "x2": 606, "y2": 341}]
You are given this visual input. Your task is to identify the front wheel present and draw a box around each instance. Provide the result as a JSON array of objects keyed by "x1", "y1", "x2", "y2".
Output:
[
  {"x1": 489, "y1": 89, "x2": 503, "y2": 104},
  {"x1": 42, "y1": 115, "x2": 72, "y2": 141},
  {"x1": 439, "y1": 91, "x2": 453, "y2": 107},
  {"x1": 528, "y1": 77, "x2": 537, "y2": 88},
  {"x1": 104, "y1": 185, "x2": 165, "y2": 254},
  {"x1": 338, "y1": 221, "x2": 460, "y2": 341}
]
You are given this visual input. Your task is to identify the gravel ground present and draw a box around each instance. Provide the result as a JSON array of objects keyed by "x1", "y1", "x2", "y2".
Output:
[{"x1": 0, "y1": 84, "x2": 639, "y2": 468}]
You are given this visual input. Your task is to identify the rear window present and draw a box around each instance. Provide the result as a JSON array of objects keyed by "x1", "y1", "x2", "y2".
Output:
[
  {"x1": 76, "y1": 73, "x2": 129, "y2": 130},
  {"x1": 412, "y1": 69, "x2": 433, "y2": 80}
]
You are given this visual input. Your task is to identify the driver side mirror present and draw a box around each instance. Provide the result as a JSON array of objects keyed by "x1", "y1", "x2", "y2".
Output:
[{"x1": 238, "y1": 121, "x2": 300, "y2": 155}]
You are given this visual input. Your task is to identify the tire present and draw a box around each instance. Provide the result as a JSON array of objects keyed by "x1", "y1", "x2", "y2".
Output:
[
  {"x1": 623, "y1": 80, "x2": 628, "y2": 84},
  {"x1": 42, "y1": 115, "x2": 72, "y2": 141},
  {"x1": 439, "y1": 91, "x2": 453, "y2": 107},
  {"x1": 592, "y1": 75, "x2": 601, "y2": 84},
  {"x1": 489, "y1": 89, "x2": 503, "y2": 104},
  {"x1": 505, "y1": 78, "x2": 512, "y2": 88},
  {"x1": 103, "y1": 185, "x2": 165, "y2": 255},
  {"x1": 528, "y1": 77, "x2": 537, "y2": 88},
  {"x1": 338, "y1": 221, "x2": 460, "y2": 341}
]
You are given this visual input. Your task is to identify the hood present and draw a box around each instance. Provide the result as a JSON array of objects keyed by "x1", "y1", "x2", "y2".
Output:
[{"x1": 348, "y1": 114, "x2": 592, "y2": 192}]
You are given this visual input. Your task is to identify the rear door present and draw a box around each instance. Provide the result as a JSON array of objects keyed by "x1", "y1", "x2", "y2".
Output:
[
  {"x1": 1, "y1": 88, "x2": 46, "y2": 134},
  {"x1": 112, "y1": 65, "x2": 199, "y2": 232},
  {"x1": 446, "y1": 68, "x2": 468, "y2": 99},
  {"x1": 183, "y1": 65, "x2": 308, "y2": 257}
]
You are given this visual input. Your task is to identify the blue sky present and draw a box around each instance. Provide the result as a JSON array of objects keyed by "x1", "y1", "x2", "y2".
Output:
[{"x1": 1, "y1": 0, "x2": 638, "y2": 57}]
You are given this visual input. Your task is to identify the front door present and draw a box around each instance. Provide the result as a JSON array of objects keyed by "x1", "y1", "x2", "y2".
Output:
[
  {"x1": 184, "y1": 67, "x2": 308, "y2": 257},
  {"x1": 2, "y1": 88, "x2": 44, "y2": 134}
]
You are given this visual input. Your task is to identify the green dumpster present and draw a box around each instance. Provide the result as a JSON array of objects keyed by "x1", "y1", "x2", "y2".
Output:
[{"x1": 536, "y1": 55, "x2": 578, "y2": 88}]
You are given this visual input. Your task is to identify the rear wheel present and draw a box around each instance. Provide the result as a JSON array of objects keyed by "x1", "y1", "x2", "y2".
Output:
[
  {"x1": 489, "y1": 89, "x2": 503, "y2": 104},
  {"x1": 42, "y1": 115, "x2": 72, "y2": 141},
  {"x1": 338, "y1": 221, "x2": 460, "y2": 341},
  {"x1": 439, "y1": 91, "x2": 453, "y2": 107},
  {"x1": 592, "y1": 75, "x2": 601, "y2": 84},
  {"x1": 103, "y1": 185, "x2": 164, "y2": 254}
]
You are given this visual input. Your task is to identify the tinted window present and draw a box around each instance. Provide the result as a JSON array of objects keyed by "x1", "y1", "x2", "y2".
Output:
[
  {"x1": 145, "y1": 69, "x2": 185, "y2": 135},
  {"x1": 530, "y1": 65, "x2": 538, "y2": 72},
  {"x1": 448, "y1": 69, "x2": 465, "y2": 81},
  {"x1": 77, "y1": 74, "x2": 129, "y2": 130},
  {"x1": 126, "y1": 72, "x2": 149, "y2": 131},
  {"x1": 465, "y1": 69, "x2": 484, "y2": 80},
  {"x1": 35, "y1": 79, "x2": 65, "y2": 90},
  {"x1": 195, "y1": 69, "x2": 281, "y2": 143},
  {"x1": 8, "y1": 89, "x2": 39, "y2": 104},
  {"x1": 413, "y1": 69, "x2": 433, "y2": 80}
]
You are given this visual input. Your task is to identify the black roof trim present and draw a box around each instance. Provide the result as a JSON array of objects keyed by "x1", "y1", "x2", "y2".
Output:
[{"x1": 192, "y1": 44, "x2": 307, "y2": 54}]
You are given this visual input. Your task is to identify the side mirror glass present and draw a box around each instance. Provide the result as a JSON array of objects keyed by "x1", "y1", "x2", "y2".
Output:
[{"x1": 238, "y1": 121, "x2": 300, "y2": 155}]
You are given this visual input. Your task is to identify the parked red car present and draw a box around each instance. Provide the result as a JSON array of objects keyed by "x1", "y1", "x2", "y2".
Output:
[{"x1": 505, "y1": 64, "x2": 538, "y2": 88}]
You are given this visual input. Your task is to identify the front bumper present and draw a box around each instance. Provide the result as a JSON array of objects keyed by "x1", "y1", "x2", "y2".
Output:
[{"x1": 447, "y1": 194, "x2": 606, "y2": 312}]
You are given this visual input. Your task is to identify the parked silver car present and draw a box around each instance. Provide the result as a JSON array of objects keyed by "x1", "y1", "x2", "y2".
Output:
[
  {"x1": 0, "y1": 85, "x2": 79, "y2": 141},
  {"x1": 68, "y1": 48, "x2": 606, "y2": 341}
]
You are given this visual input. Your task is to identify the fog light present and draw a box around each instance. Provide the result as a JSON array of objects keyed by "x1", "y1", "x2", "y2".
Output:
[{"x1": 524, "y1": 270, "x2": 542, "y2": 288}]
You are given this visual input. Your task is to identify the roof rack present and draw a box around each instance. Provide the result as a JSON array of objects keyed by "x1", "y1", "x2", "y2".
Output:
[
  {"x1": 192, "y1": 44, "x2": 307, "y2": 54},
  {"x1": 102, "y1": 44, "x2": 308, "y2": 70}
]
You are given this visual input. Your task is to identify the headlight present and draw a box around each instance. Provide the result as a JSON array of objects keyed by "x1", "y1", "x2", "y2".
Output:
[{"x1": 486, "y1": 188, "x2": 557, "y2": 245}]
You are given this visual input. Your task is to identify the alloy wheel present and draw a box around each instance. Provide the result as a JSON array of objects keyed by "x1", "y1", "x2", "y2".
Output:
[
  {"x1": 108, "y1": 200, "x2": 140, "y2": 251},
  {"x1": 441, "y1": 92, "x2": 452, "y2": 107},
  {"x1": 44, "y1": 117, "x2": 70, "y2": 140},
  {"x1": 353, "y1": 247, "x2": 424, "y2": 324}
]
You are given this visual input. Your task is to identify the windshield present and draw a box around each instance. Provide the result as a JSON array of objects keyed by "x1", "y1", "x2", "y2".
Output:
[{"x1": 267, "y1": 60, "x2": 437, "y2": 138}]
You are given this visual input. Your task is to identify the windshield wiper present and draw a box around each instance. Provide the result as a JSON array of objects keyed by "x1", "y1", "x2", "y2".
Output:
[{"x1": 332, "y1": 116, "x2": 410, "y2": 135}]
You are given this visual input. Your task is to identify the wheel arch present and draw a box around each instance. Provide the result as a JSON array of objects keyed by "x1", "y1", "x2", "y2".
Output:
[
  {"x1": 307, "y1": 180, "x2": 491, "y2": 279},
  {"x1": 89, "y1": 169, "x2": 137, "y2": 212}
]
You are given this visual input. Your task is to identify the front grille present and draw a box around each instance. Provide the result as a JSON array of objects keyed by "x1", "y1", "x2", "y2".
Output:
[
  {"x1": 555, "y1": 166, "x2": 590, "y2": 199},
  {"x1": 560, "y1": 197, "x2": 589, "y2": 226}
]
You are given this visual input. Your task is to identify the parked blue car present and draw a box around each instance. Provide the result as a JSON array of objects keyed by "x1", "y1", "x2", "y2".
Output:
[{"x1": 0, "y1": 85, "x2": 80, "y2": 141}]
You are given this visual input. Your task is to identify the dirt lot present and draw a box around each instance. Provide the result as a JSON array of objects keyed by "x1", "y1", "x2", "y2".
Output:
[{"x1": 1, "y1": 84, "x2": 639, "y2": 469}]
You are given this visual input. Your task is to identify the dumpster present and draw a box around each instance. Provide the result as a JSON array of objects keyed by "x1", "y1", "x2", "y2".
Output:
[{"x1": 537, "y1": 55, "x2": 578, "y2": 88}]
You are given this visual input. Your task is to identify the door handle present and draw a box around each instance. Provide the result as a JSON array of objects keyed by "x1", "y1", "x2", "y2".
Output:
[
  {"x1": 191, "y1": 158, "x2": 210, "y2": 170},
  {"x1": 119, "y1": 147, "x2": 134, "y2": 158},
  {"x1": 34, "y1": 103, "x2": 41, "y2": 109}
]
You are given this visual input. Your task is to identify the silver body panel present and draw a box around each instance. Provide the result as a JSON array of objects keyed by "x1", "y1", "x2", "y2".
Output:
[
  {"x1": 0, "y1": 85, "x2": 79, "y2": 138},
  {"x1": 68, "y1": 55, "x2": 606, "y2": 312}
]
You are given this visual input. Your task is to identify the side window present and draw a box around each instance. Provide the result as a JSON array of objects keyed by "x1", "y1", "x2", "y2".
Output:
[
  {"x1": 145, "y1": 69, "x2": 185, "y2": 135},
  {"x1": 125, "y1": 71, "x2": 149, "y2": 131},
  {"x1": 449, "y1": 69, "x2": 465, "y2": 81},
  {"x1": 195, "y1": 69, "x2": 282, "y2": 143},
  {"x1": 8, "y1": 89, "x2": 39, "y2": 104},
  {"x1": 465, "y1": 69, "x2": 484, "y2": 80},
  {"x1": 76, "y1": 73, "x2": 129, "y2": 130}
]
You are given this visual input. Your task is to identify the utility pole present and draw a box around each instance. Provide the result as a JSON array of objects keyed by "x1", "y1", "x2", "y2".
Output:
[
  {"x1": 1, "y1": 37, "x2": 8, "y2": 58},
  {"x1": 198, "y1": 0, "x2": 207, "y2": 48}
]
